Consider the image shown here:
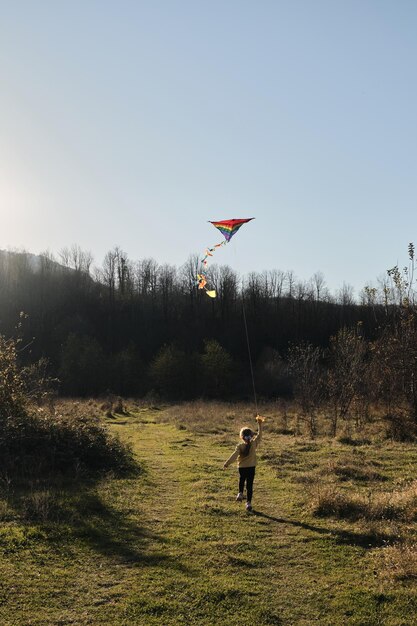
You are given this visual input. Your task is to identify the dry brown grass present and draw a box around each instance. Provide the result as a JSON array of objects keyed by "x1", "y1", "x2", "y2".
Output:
[
  {"x1": 326, "y1": 457, "x2": 386, "y2": 482},
  {"x1": 20, "y1": 489, "x2": 58, "y2": 523},
  {"x1": 158, "y1": 399, "x2": 325, "y2": 441},
  {"x1": 149, "y1": 398, "x2": 405, "y2": 442},
  {"x1": 51, "y1": 398, "x2": 105, "y2": 420},
  {"x1": 156, "y1": 400, "x2": 280, "y2": 436},
  {"x1": 380, "y1": 543, "x2": 417, "y2": 580},
  {"x1": 311, "y1": 481, "x2": 417, "y2": 522}
]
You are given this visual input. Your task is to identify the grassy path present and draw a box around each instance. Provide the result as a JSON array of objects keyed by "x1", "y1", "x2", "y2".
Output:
[
  {"x1": 111, "y1": 412, "x2": 415, "y2": 626},
  {"x1": 0, "y1": 410, "x2": 416, "y2": 625}
]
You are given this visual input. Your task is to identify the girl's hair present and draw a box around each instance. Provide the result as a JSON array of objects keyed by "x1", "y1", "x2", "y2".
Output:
[{"x1": 240, "y1": 427, "x2": 253, "y2": 457}]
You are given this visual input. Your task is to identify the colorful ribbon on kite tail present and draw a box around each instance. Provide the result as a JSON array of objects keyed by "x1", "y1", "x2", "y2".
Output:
[
  {"x1": 197, "y1": 218, "x2": 254, "y2": 298},
  {"x1": 197, "y1": 241, "x2": 226, "y2": 298}
]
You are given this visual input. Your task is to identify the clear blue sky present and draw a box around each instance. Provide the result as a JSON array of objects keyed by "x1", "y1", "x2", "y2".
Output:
[{"x1": 1, "y1": 0, "x2": 416, "y2": 294}]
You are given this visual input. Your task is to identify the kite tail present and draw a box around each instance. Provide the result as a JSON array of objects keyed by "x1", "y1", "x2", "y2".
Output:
[{"x1": 197, "y1": 241, "x2": 227, "y2": 298}]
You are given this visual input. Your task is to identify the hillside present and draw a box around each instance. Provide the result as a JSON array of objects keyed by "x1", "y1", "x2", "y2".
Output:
[{"x1": 0, "y1": 247, "x2": 388, "y2": 400}]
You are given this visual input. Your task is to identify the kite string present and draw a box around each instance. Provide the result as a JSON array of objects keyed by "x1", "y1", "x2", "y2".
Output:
[
  {"x1": 232, "y1": 242, "x2": 258, "y2": 415},
  {"x1": 242, "y1": 287, "x2": 259, "y2": 416}
]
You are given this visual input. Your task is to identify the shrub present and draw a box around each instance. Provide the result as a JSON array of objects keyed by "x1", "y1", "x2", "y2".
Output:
[
  {"x1": 0, "y1": 334, "x2": 27, "y2": 422},
  {"x1": 384, "y1": 412, "x2": 416, "y2": 442},
  {"x1": 0, "y1": 409, "x2": 137, "y2": 480},
  {"x1": 0, "y1": 333, "x2": 137, "y2": 481},
  {"x1": 311, "y1": 486, "x2": 366, "y2": 519}
]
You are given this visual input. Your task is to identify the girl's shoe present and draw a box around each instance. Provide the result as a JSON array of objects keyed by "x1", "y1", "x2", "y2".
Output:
[
  {"x1": 236, "y1": 492, "x2": 243, "y2": 502},
  {"x1": 246, "y1": 501, "x2": 252, "y2": 511}
]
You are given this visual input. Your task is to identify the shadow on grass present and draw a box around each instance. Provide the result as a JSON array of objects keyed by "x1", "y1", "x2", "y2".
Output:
[
  {"x1": 59, "y1": 490, "x2": 170, "y2": 566},
  {"x1": 5, "y1": 483, "x2": 185, "y2": 571},
  {"x1": 252, "y1": 510, "x2": 397, "y2": 548}
]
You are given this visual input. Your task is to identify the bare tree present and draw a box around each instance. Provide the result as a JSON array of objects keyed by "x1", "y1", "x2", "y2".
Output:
[
  {"x1": 180, "y1": 254, "x2": 200, "y2": 300},
  {"x1": 268, "y1": 269, "x2": 286, "y2": 300},
  {"x1": 311, "y1": 271, "x2": 326, "y2": 302},
  {"x1": 288, "y1": 342, "x2": 324, "y2": 437},
  {"x1": 101, "y1": 249, "x2": 117, "y2": 303},
  {"x1": 158, "y1": 263, "x2": 177, "y2": 318},
  {"x1": 337, "y1": 282, "x2": 355, "y2": 306},
  {"x1": 285, "y1": 270, "x2": 297, "y2": 299},
  {"x1": 326, "y1": 327, "x2": 368, "y2": 436},
  {"x1": 59, "y1": 245, "x2": 93, "y2": 274}
]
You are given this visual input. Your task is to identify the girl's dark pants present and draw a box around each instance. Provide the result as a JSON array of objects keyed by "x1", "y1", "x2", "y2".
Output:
[{"x1": 239, "y1": 466, "x2": 256, "y2": 501}]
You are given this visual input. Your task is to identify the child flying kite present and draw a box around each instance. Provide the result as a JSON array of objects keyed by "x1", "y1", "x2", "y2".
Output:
[{"x1": 223, "y1": 415, "x2": 265, "y2": 511}]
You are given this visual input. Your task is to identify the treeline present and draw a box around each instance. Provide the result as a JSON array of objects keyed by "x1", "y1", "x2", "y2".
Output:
[{"x1": 0, "y1": 245, "x2": 409, "y2": 404}]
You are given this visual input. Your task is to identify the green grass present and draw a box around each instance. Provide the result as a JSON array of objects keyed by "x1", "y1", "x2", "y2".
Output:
[{"x1": 0, "y1": 402, "x2": 417, "y2": 624}]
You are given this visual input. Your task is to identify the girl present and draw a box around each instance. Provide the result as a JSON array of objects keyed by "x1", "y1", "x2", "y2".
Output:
[{"x1": 223, "y1": 415, "x2": 265, "y2": 511}]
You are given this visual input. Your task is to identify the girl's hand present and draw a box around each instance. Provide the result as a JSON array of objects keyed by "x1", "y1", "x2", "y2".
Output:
[
  {"x1": 223, "y1": 464, "x2": 227, "y2": 470},
  {"x1": 255, "y1": 415, "x2": 265, "y2": 423}
]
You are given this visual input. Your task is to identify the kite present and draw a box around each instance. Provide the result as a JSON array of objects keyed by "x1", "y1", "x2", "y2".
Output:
[{"x1": 197, "y1": 218, "x2": 254, "y2": 297}]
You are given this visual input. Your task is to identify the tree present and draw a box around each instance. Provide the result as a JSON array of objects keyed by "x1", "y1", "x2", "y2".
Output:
[
  {"x1": 150, "y1": 344, "x2": 200, "y2": 399},
  {"x1": 337, "y1": 283, "x2": 355, "y2": 306},
  {"x1": 325, "y1": 327, "x2": 367, "y2": 436},
  {"x1": 201, "y1": 340, "x2": 235, "y2": 398},
  {"x1": 311, "y1": 271, "x2": 326, "y2": 302},
  {"x1": 288, "y1": 342, "x2": 324, "y2": 436},
  {"x1": 109, "y1": 346, "x2": 145, "y2": 396},
  {"x1": 60, "y1": 334, "x2": 107, "y2": 396},
  {"x1": 255, "y1": 347, "x2": 291, "y2": 398}
]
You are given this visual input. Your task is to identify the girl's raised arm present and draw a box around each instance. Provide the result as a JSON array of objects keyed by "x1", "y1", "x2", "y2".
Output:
[{"x1": 255, "y1": 415, "x2": 265, "y2": 444}]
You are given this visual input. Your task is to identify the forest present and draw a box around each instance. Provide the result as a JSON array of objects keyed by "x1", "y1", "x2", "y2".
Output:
[{"x1": 1, "y1": 243, "x2": 416, "y2": 435}]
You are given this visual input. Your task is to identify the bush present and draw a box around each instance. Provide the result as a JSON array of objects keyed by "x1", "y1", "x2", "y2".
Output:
[
  {"x1": 0, "y1": 335, "x2": 27, "y2": 422},
  {"x1": 384, "y1": 413, "x2": 417, "y2": 442},
  {"x1": 0, "y1": 332, "x2": 137, "y2": 481},
  {"x1": 0, "y1": 410, "x2": 137, "y2": 479},
  {"x1": 311, "y1": 486, "x2": 368, "y2": 519}
]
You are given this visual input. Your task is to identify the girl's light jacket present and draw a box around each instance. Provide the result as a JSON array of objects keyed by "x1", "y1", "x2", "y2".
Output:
[{"x1": 224, "y1": 430, "x2": 262, "y2": 468}]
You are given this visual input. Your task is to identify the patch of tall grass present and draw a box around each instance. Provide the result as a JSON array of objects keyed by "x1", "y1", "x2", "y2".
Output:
[
  {"x1": 380, "y1": 543, "x2": 417, "y2": 580},
  {"x1": 311, "y1": 481, "x2": 417, "y2": 522}
]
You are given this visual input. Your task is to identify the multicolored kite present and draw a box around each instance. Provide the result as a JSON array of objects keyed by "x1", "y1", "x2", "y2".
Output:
[
  {"x1": 209, "y1": 218, "x2": 254, "y2": 242},
  {"x1": 197, "y1": 218, "x2": 254, "y2": 297}
]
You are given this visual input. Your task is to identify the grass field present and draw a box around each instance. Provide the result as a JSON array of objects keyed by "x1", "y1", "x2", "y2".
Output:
[{"x1": 0, "y1": 401, "x2": 417, "y2": 625}]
